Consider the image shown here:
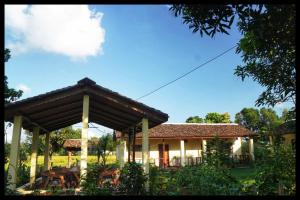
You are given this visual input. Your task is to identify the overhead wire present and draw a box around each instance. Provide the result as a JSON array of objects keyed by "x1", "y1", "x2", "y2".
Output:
[{"x1": 135, "y1": 45, "x2": 237, "y2": 100}]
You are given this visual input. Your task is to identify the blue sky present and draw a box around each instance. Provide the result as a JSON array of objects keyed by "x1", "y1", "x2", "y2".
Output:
[{"x1": 5, "y1": 5, "x2": 293, "y2": 141}]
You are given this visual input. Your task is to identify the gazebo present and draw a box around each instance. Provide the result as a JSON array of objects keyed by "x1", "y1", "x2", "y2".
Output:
[
  {"x1": 5, "y1": 78, "x2": 169, "y2": 190},
  {"x1": 63, "y1": 139, "x2": 82, "y2": 168}
]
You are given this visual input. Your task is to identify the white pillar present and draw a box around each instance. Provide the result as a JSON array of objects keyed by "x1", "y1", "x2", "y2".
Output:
[
  {"x1": 249, "y1": 138, "x2": 255, "y2": 161},
  {"x1": 80, "y1": 95, "x2": 89, "y2": 183},
  {"x1": 8, "y1": 115, "x2": 23, "y2": 190},
  {"x1": 119, "y1": 133, "x2": 126, "y2": 169},
  {"x1": 180, "y1": 140, "x2": 185, "y2": 166},
  {"x1": 142, "y1": 118, "x2": 149, "y2": 191},
  {"x1": 202, "y1": 139, "x2": 207, "y2": 157},
  {"x1": 269, "y1": 135, "x2": 273, "y2": 145},
  {"x1": 233, "y1": 137, "x2": 242, "y2": 156},
  {"x1": 30, "y1": 127, "x2": 39, "y2": 185},
  {"x1": 44, "y1": 132, "x2": 50, "y2": 171}
]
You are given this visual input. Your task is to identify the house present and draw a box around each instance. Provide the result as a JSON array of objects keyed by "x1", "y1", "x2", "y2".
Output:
[
  {"x1": 116, "y1": 123, "x2": 257, "y2": 168},
  {"x1": 270, "y1": 120, "x2": 296, "y2": 146}
]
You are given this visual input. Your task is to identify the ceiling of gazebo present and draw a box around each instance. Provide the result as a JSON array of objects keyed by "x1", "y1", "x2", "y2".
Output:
[{"x1": 5, "y1": 78, "x2": 169, "y2": 134}]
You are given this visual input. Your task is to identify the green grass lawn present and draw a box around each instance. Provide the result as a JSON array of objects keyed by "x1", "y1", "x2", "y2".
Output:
[
  {"x1": 230, "y1": 167, "x2": 256, "y2": 185},
  {"x1": 5, "y1": 155, "x2": 117, "y2": 171}
]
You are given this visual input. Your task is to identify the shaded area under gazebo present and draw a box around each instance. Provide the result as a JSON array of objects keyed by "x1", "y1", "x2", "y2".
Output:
[{"x1": 5, "y1": 77, "x2": 169, "y2": 191}]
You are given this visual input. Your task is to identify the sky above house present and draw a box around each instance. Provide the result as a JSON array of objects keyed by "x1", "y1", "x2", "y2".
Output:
[{"x1": 4, "y1": 5, "x2": 293, "y2": 142}]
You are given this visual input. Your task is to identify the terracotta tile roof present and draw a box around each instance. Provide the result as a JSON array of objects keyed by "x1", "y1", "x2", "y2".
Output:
[
  {"x1": 117, "y1": 123, "x2": 257, "y2": 139},
  {"x1": 63, "y1": 139, "x2": 98, "y2": 150}
]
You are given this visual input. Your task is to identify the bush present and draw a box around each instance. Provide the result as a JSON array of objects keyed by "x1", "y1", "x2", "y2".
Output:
[
  {"x1": 174, "y1": 164, "x2": 241, "y2": 195},
  {"x1": 80, "y1": 163, "x2": 111, "y2": 195},
  {"x1": 149, "y1": 165, "x2": 179, "y2": 195},
  {"x1": 254, "y1": 144, "x2": 295, "y2": 195},
  {"x1": 119, "y1": 162, "x2": 147, "y2": 195}
]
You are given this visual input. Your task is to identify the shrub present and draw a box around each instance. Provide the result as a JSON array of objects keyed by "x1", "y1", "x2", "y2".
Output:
[
  {"x1": 149, "y1": 165, "x2": 179, "y2": 195},
  {"x1": 119, "y1": 162, "x2": 147, "y2": 195},
  {"x1": 254, "y1": 143, "x2": 295, "y2": 195},
  {"x1": 80, "y1": 164, "x2": 111, "y2": 195},
  {"x1": 174, "y1": 164, "x2": 241, "y2": 195}
]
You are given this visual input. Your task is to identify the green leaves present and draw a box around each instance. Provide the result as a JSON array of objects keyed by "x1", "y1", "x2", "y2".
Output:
[
  {"x1": 119, "y1": 162, "x2": 147, "y2": 195},
  {"x1": 169, "y1": 5, "x2": 296, "y2": 108}
]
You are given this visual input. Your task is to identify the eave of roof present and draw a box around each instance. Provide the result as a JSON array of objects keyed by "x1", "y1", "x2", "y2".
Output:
[
  {"x1": 116, "y1": 123, "x2": 257, "y2": 139},
  {"x1": 5, "y1": 78, "x2": 169, "y2": 133}
]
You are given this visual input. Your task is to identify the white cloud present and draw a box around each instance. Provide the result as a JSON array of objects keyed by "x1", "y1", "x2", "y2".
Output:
[
  {"x1": 16, "y1": 83, "x2": 31, "y2": 94},
  {"x1": 5, "y1": 5, "x2": 105, "y2": 60}
]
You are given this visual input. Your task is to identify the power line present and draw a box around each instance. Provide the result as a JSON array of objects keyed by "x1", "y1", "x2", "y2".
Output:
[{"x1": 135, "y1": 45, "x2": 237, "y2": 100}]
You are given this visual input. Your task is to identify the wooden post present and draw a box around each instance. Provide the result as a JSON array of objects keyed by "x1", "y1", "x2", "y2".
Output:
[
  {"x1": 44, "y1": 132, "x2": 50, "y2": 171},
  {"x1": 30, "y1": 127, "x2": 40, "y2": 186},
  {"x1": 67, "y1": 151, "x2": 72, "y2": 168},
  {"x1": 119, "y1": 132, "x2": 125, "y2": 168},
  {"x1": 8, "y1": 115, "x2": 23, "y2": 190},
  {"x1": 180, "y1": 140, "x2": 185, "y2": 166},
  {"x1": 132, "y1": 127, "x2": 136, "y2": 163},
  {"x1": 142, "y1": 118, "x2": 149, "y2": 192},
  {"x1": 162, "y1": 139, "x2": 165, "y2": 168},
  {"x1": 80, "y1": 95, "x2": 89, "y2": 183}
]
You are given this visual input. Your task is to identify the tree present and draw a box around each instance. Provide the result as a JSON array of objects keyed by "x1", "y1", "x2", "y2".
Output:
[
  {"x1": 281, "y1": 108, "x2": 296, "y2": 122},
  {"x1": 51, "y1": 126, "x2": 81, "y2": 156},
  {"x1": 169, "y1": 5, "x2": 295, "y2": 107},
  {"x1": 97, "y1": 133, "x2": 115, "y2": 166},
  {"x1": 206, "y1": 136, "x2": 233, "y2": 168},
  {"x1": 4, "y1": 48, "x2": 23, "y2": 104},
  {"x1": 259, "y1": 108, "x2": 282, "y2": 137},
  {"x1": 205, "y1": 112, "x2": 231, "y2": 123},
  {"x1": 235, "y1": 108, "x2": 260, "y2": 132},
  {"x1": 186, "y1": 116, "x2": 204, "y2": 123}
]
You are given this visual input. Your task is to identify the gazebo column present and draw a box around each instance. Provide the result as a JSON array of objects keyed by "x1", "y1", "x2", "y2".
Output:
[
  {"x1": 142, "y1": 118, "x2": 149, "y2": 192},
  {"x1": 30, "y1": 127, "x2": 40, "y2": 186},
  {"x1": 8, "y1": 115, "x2": 23, "y2": 190},
  {"x1": 119, "y1": 132, "x2": 126, "y2": 169},
  {"x1": 44, "y1": 132, "x2": 50, "y2": 171},
  {"x1": 249, "y1": 138, "x2": 255, "y2": 161},
  {"x1": 80, "y1": 95, "x2": 89, "y2": 183},
  {"x1": 180, "y1": 140, "x2": 186, "y2": 166},
  {"x1": 67, "y1": 151, "x2": 72, "y2": 168}
]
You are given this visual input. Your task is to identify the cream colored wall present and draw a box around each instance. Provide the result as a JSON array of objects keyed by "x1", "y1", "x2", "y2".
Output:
[
  {"x1": 283, "y1": 133, "x2": 295, "y2": 145},
  {"x1": 185, "y1": 139, "x2": 202, "y2": 158},
  {"x1": 124, "y1": 137, "x2": 241, "y2": 166}
]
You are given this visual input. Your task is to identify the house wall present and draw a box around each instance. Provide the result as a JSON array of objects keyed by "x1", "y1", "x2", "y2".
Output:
[
  {"x1": 282, "y1": 133, "x2": 295, "y2": 145},
  {"x1": 122, "y1": 137, "x2": 244, "y2": 167}
]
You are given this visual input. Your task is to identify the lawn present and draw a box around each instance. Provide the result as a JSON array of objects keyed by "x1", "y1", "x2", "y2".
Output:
[
  {"x1": 5, "y1": 155, "x2": 117, "y2": 170},
  {"x1": 230, "y1": 167, "x2": 256, "y2": 185}
]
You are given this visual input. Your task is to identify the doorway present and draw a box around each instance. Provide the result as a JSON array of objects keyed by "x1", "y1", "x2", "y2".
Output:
[{"x1": 158, "y1": 143, "x2": 169, "y2": 168}]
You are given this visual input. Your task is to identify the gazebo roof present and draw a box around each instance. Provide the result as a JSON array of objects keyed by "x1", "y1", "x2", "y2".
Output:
[{"x1": 5, "y1": 78, "x2": 169, "y2": 133}]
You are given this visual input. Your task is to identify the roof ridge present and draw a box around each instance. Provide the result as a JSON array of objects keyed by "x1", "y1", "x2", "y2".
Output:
[{"x1": 162, "y1": 123, "x2": 239, "y2": 125}]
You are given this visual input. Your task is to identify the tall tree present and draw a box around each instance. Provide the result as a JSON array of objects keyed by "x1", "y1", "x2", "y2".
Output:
[
  {"x1": 4, "y1": 48, "x2": 23, "y2": 103},
  {"x1": 186, "y1": 116, "x2": 204, "y2": 123},
  {"x1": 259, "y1": 108, "x2": 282, "y2": 136},
  {"x1": 97, "y1": 133, "x2": 115, "y2": 166},
  {"x1": 235, "y1": 108, "x2": 260, "y2": 132},
  {"x1": 205, "y1": 112, "x2": 231, "y2": 123},
  {"x1": 169, "y1": 5, "x2": 295, "y2": 108}
]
